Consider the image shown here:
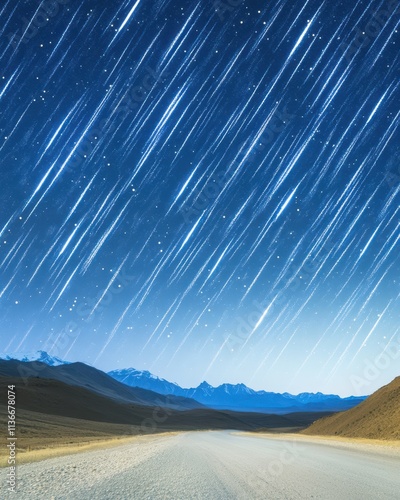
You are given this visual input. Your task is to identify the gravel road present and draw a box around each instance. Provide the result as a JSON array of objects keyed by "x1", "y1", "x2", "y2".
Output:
[{"x1": 2, "y1": 431, "x2": 400, "y2": 499}]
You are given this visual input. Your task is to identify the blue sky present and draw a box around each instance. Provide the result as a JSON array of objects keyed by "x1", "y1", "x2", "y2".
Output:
[{"x1": 1, "y1": 0, "x2": 399, "y2": 396}]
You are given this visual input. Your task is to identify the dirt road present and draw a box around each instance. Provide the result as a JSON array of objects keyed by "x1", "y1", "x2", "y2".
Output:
[{"x1": 2, "y1": 431, "x2": 399, "y2": 499}]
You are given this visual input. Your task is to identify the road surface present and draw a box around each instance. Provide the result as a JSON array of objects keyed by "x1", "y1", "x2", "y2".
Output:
[{"x1": 2, "y1": 431, "x2": 400, "y2": 499}]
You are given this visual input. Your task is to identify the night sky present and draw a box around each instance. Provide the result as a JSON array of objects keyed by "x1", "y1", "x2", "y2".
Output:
[{"x1": 1, "y1": 0, "x2": 399, "y2": 396}]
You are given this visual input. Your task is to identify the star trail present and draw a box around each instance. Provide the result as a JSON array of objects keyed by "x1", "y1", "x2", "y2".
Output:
[{"x1": 0, "y1": 0, "x2": 399, "y2": 396}]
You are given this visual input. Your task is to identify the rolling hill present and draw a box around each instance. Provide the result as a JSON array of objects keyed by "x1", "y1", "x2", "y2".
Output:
[
  {"x1": 0, "y1": 376, "x2": 323, "y2": 438},
  {"x1": 0, "y1": 359, "x2": 201, "y2": 410}
]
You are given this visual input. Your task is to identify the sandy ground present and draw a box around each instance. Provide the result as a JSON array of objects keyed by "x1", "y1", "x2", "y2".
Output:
[
  {"x1": 1, "y1": 430, "x2": 399, "y2": 499},
  {"x1": 0, "y1": 403, "x2": 156, "y2": 467}
]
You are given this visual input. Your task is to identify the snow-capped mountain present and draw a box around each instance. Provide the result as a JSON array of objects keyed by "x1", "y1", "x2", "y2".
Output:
[
  {"x1": 296, "y1": 392, "x2": 339, "y2": 403},
  {"x1": 1, "y1": 352, "x2": 366, "y2": 413},
  {"x1": 108, "y1": 368, "x2": 367, "y2": 413},
  {"x1": 108, "y1": 368, "x2": 183, "y2": 396},
  {"x1": 0, "y1": 350, "x2": 70, "y2": 367}
]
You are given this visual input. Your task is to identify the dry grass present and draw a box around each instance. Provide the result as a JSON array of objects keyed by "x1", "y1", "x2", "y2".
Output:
[
  {"x1": 1, "y1": 436, "x2": 136, "y2": 467},
  {"x1": 0, "y1": 404, "x2": 179, "y2": 467},
  {"x1": 0, "y1": 432, "x2": 178, "y2": 467},
  {"x1": 0, "y1": 404, "x2": 146, "y2": 467}
]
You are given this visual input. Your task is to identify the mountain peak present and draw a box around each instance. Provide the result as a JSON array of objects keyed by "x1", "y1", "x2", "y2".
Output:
[
  {"x1": 0, "y1": 350, "x2": 69, "y2": 366},
  {"x1": 198, "y1": 381, "x2": 212, "y2": 388}
]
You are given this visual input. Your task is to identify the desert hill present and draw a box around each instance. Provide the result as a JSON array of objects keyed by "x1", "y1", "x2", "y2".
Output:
[{"x1": 302, "y1": 376, "x2": 400, "y2": 440}]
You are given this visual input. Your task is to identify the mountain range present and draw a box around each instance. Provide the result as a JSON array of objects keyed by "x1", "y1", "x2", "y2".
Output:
[
  {"x1": 0, "y1": 358, "x2": 202, "y2": 410},
  {"x1": 0, "y1": 350, "x2": 70, "y2": 366},
  {"x1": 0, "y1": 351, "x2": 366, "y2": 414},
  {"x1": 108, "y1": 367, "x2": 367, "y2": 413}
]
